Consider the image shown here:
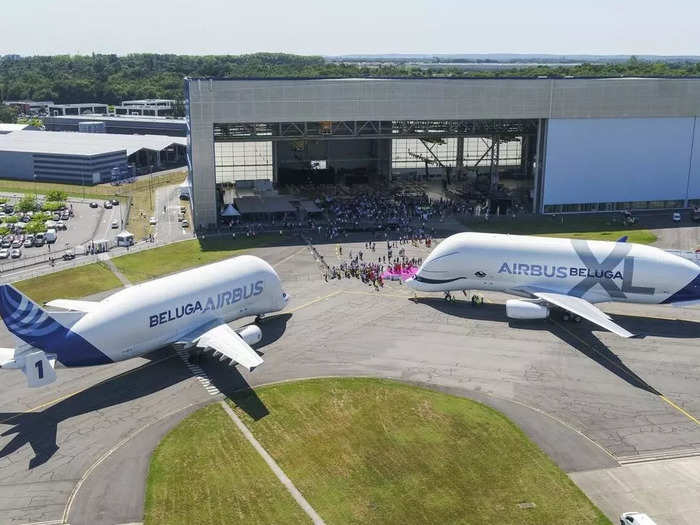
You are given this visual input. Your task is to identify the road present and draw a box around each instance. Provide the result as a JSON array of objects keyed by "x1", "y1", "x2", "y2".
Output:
[
  {"x1": 0, "y1": 233, "x2": 698, "y2": 524},
  {"x1": 154, "y1": 183, "x2": 191, "y2": 244}
]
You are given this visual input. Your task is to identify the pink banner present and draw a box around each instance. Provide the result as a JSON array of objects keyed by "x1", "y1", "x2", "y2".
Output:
[{"x1": 381, "y1": 265, "x2": 418, "y2": 281}]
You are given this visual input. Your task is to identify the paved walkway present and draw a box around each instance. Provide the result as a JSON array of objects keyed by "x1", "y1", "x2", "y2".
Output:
[{"x1": 98, "y1": 254, "x2": 132, "y2": 287}]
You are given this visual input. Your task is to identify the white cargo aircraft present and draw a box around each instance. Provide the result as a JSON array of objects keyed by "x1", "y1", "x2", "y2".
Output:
[
  {"x1": 406, "y1": 233, "x2": 700, "y2": 338},
  {"x1": 0, "y1": 255, "x2": 289, "y2": 387}
]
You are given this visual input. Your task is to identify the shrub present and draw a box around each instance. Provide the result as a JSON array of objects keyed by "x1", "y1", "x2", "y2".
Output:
[
  {"x1": 17, "y1": 195, "x2": 38, "y2": 212},
  {"x1": 42, "y1": 201, "x2": 65, "y2": 212},
  {"x1": 46, "y1": 190, "x2": 67, "y2": 202}
]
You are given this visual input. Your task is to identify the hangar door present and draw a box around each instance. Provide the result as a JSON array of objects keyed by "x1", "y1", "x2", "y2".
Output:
[{"x1": 543, "y1": 118, "x2": 697, "y2": 212}]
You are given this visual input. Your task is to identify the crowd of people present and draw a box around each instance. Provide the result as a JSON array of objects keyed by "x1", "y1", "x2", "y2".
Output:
[{"x1": 323, "y1": 238, "x2": 431, "y2": 290}]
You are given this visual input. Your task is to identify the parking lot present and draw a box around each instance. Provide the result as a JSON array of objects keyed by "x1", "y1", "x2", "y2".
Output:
[{"x1": 0, "y1": 193, "x2": 127, "y2": 271}]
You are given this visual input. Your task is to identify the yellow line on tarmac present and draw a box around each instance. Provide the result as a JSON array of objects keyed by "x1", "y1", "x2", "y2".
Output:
[
  {"x1": 660, "y1": 395, "x2": 700, "y2": 425},
  {"x1": 272, "y1": 246, "x2": 307, "y2": 268},
  {"x1": 286, "y1": 290, "x2": 344, "y2": 314},
  {"x1": 552, "y1": 319, "x2": 700, "y2": 426},
  {"x1": 0, "y1": 355, "x2": 175, "y2": 425}
]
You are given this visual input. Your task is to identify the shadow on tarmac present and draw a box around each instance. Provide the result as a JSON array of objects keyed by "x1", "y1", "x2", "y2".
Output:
[
  {"x1": 413, "y1": 297, "x2": 700, "y2": 395},
  {"x1": 0, "y1": 314, "x2": 291, "y2": 469}
]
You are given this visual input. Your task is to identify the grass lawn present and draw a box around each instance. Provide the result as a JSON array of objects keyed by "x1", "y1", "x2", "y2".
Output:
[
  {"x1": 13, "y1": 262, "x2": 123, "y2": 303},
  {"x1": 111, "y1": 235, "x2": 279, "y2": 283},
  {"x1": 145, "y1": 378, "x2": 610, "y2": 524},
  {"x1": 466, "y1": 214, "x2": 657, "y2": 244},
  {"x1": 144, "y1": 403, "x2": 310, "y2": 525},
  {"x1": 541, "y1": 229, "x2": 657, "y2": 244}
]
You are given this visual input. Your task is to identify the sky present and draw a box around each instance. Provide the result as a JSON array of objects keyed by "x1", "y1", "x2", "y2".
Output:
[{"x1": 1, "y1": 0, "x2": 698, "y2": 57}]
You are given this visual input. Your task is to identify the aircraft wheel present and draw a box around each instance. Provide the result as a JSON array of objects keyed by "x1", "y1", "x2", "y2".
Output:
[
  {"x1": 562, "y1": 313, "x2": 571, "y2": 322},
  {"x1": 574, "y1": 316, "x2": 582, "y2": 323}
]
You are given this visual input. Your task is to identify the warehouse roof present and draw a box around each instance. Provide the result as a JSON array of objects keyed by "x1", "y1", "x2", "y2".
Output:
[
  {"x1": 0, "y1": 123, "x2": 37, "y2": 133},
  {"x1": 0, "y1": 131, "x2": 186, "y2": 156},
  {"x1": 45, "y1": 114, "x2": 186, "y2": 125}
]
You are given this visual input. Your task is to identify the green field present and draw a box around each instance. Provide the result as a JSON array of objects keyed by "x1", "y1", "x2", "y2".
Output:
[
  {"x1": 467, "y1": 215, "x2": 657, "y2": 244},
  {"x1": 111, "y1": 235, "x2": 279, "y2": 283},
  {"x1": 145, "y1": 403, "x2": 309, "y2": 525},
  {"x1": 14, "y1": 262, "x2": 123, "y2": 303},
  {"x1": 145, "y1": 378, "x2": 610, "y2": 525}
]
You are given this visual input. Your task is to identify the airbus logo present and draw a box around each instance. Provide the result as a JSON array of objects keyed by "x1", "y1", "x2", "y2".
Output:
[
  {"x1": 149, "y1": 280, "x2": 264, "y2": 327},
  {"x1": 498, "y1": 262, "x2": 623, "y2": 280}
]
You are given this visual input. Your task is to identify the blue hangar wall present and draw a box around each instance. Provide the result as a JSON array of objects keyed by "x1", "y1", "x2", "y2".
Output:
[{"x1": 543, "y1": 117, "x2": 700, "y2": 211}]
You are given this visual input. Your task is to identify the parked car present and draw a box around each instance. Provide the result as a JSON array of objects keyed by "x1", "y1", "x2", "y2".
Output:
[
  {"x1": 23, "y1": 237, "x2": 33, "y2": 248},
  {"x1": 672, "y1": 211, "x2": 682, "y2": 222},
  {"x1": 63, "y1": 249, "x2": 75, "y2": 261},
  {"x1": 21, "y1": 215, "x2": 31, "y2": 223},
  {"x1": 56, "y1": 221, "x2": 67, "y2": 230},
  {"x1": 0, "y1": 248, "x2": 9, "y2": 259},
  {"x1": 89, "y1": 202, "x2": 99, "y2": 208},
  {"x1": 620, "y1": 511, "x2": 657, "y2": 524},
  {"x1": 177, "y1": 213, "x2": 184, "y2": 222},
  {"x1": 34, "y1": 233, "x2": 45, "y2": 246},
  {"x1": 111, "y1": 220, "x2": 119, "y2": 229},
  {"x1": 45, "y1": 229, "x2": 57, "y2": 243},
  {"x1": 3, "y1": 205, "x2": 14, "y2": 214},
  {"x1": 10, "y1": 248, "x2": 21, "y2": 259},
  {"x1": 1, "y1": 238, "x2": 11, "y2": 249},
  {"x1": 60, "y1": 211, "x2": 70, "y2": 220},
  {"x1": 104, "y1": 201, "x2": 113, "y2": 209},
  {"x1": 181, "y1": 219, "x2": 189, "y2": 228},
  {"x1": 52, "y1": 213, "x2": 61, "y2": 221},
  {"x1": 149, "y1": 216, "x2": 157, "y2": 225},
  {"x1": 11, "y1": 239, "x2": 22, "y2": 249},
  {"x1": 111, "y1": 199, "x2": 119, "y2": 205}
]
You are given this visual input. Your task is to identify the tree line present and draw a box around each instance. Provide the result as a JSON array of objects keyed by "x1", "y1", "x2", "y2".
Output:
[{"x1": 1, "y1": 53, "x2": 699, "y2": 111}]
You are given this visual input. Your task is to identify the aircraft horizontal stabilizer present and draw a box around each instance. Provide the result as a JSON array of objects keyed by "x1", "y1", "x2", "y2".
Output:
[
  {"x1": 45, "y1": 299, "x2": 99, "y2": 313},
  {"x1": 532, "y1": 291, "x2": 635, "y2": 338}
]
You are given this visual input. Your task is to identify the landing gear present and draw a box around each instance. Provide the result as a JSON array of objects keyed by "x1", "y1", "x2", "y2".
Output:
[
  {"x1": 471, "y1": 294, "x2": 484, "y2": 306},
  {"x1": 561, "y1": 313, "x2": 582, "y2": 323},
  {"x1": 188, "y1": 347, "x2": 204, "y2": 365},
  {"x1": 255, "y1": 314, "x2": 265, "y2": 324}
]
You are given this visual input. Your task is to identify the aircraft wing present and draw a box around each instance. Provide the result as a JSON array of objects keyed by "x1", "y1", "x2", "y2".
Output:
[
  {"x1": 532, "y1": 291, "x2": 634, "y2": 338},
  {"x1": 192, "y1": 323, "x2": 263, "y2": 371},
  {"x1": 45, "y1": 299, "x2": 100, "y2": 313}
]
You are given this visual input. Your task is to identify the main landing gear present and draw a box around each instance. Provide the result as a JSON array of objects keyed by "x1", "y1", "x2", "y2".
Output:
[{"x1": 561, "y1": 312, "x2": 582, "y2": 323}]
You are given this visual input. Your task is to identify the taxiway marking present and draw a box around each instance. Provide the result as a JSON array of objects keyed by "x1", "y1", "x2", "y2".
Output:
[
  {"x1": 552, "y1": 319, "x2": 699, "y2": 426},
  {"x1": 0, "y1": 355, "x2": 176, "y2": 425}
]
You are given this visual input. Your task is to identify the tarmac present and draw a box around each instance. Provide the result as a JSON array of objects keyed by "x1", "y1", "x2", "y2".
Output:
[{"x1": 0, "y1": 230, "x2": 698, "y2": 524}]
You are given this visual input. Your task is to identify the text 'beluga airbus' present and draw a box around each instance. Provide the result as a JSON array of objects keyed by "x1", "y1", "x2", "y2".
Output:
[
  {"x1": 406, "y1": 232, "x2": 700, "y2": 337},
  {"x1": 0, "y1": 255, "x2": 289, "y2": 387}
]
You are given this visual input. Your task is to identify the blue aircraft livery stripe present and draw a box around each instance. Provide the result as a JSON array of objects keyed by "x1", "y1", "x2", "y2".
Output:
[
  {"x1": 661, "y1": 273, "x2": 700, "y2": 304},
  {"x1": 0, "y1": 285, "x2": 113, "y2": 367}
]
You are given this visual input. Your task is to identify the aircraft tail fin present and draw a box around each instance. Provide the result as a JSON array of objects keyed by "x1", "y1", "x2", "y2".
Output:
[
  {"x1": 616, "y1": 235, "x2": 628, "y2": 243},
  {"x1": 0, "y1": 285, "x2": 74, "y2": 350}
]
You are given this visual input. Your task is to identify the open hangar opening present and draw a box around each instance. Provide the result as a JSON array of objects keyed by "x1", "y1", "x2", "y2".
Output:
[
  {"x1": 212, "y1": 118, "x2": 539, "y2": 217},
  {"x1": 186, "y1": 78, "x2": 700, "y2": 228}
]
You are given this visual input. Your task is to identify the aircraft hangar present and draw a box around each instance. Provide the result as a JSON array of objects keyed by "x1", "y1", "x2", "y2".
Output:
[{"x1": 185, "y1": 77, "x2": 700, "y2": 229}]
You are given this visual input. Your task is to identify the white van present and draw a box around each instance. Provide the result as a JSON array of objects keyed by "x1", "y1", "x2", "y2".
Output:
[
  {"x1": 620, "y1": 512, "x2": 657, "y2": 524},
  {"x1": 45, "y1": 228, "x2": 57, "y2": 244}
]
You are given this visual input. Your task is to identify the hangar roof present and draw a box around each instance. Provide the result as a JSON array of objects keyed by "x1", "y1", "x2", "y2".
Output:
[
  {"x1": 0, "y1": 130, "x2": 186, "y2": 156},
  {"x1": 186, "y1": 77, "x2": 700, "y2": 122}
]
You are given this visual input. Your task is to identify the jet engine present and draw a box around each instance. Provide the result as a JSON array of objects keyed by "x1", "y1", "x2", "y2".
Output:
[
  {"x1": 237, "y1": 325, "x2": 263, "y2": 346},
  {"x1": 505, "y1": 299, "x2": 550, "y2": 320}
]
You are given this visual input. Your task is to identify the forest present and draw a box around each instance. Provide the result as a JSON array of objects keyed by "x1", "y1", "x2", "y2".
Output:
[{"x1": 1, "y1": 53, "x2": 700, "y2": 110}]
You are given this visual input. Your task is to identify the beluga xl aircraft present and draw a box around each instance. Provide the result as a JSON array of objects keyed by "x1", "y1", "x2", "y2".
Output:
[
  {"x1": 405, "y1": 232, "x2": 700, "y2": 337},
  {"x1": 0, "y1": 255, "x2": 289, "y2": 387}
]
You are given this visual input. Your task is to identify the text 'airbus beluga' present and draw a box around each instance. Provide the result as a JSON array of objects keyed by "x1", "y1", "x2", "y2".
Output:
[
  {"x1": 405, "y1": 232, "x2": 700, "y2": 337},
  {"x1": 0, "y1": 255, "x2": 289, "y2": 387}
]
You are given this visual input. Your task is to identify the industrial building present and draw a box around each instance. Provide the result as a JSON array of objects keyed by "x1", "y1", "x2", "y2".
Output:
[
  {"x1": 0, "y1": 131, "x2": 187, "y2": 184},
  {"x1": 45, "y1": 115, "x2": 187, "y2": 136},
  {"x1": 116, "y1": 99, "x2": 177, "y2": 116},
  {"x1": 186, "y1": 77, "x2": 700, "y2": 228}
]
